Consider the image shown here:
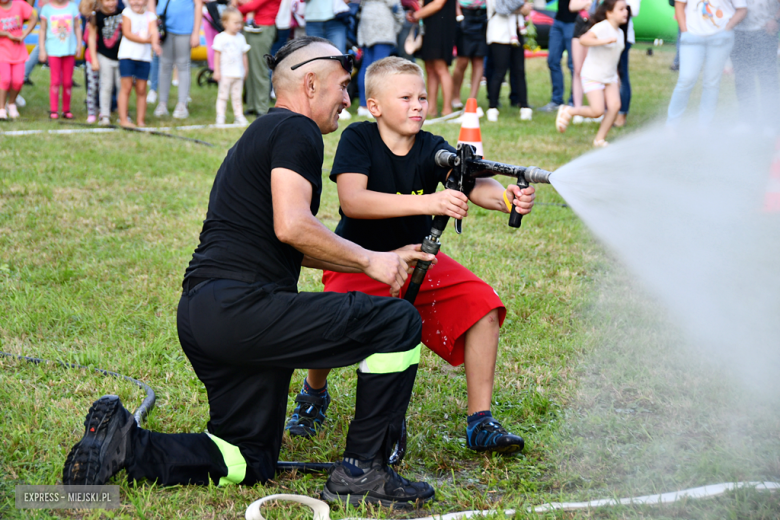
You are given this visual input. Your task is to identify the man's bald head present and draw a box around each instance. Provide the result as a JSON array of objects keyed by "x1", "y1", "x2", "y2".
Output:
[
  {"x1": 268, "y1": 37, "x2": 343, "y2": 95},
  {"x1": 266, "y1": 36, "x2": 352, "y2": 134}
]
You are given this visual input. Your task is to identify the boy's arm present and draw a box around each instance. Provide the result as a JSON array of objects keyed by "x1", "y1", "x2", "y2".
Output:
[
  {"x1": 337, "y1": 173, "x2": 470, "y2": 220},
  {"x1": 468, "y1": 177, "x2": 536, "y2": 215}
]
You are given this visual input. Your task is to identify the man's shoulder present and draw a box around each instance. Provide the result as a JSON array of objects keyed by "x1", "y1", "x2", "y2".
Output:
[{"x1": 257, "y1": 108, "x2": 322, "y2": 139}]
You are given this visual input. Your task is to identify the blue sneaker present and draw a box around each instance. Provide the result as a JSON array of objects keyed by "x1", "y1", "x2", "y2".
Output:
[
  {"x1": 466, "y1": 418, "x2": 524, "y2": 454},
  {"x1": 285, "y1": 391, "x2": 330, "y2": 438}
]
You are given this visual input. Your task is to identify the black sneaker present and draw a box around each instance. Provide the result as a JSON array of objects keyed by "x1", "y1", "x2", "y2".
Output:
[
  {"x1": 285, "y1": 391, "x2": 330, "y2": 438},
  {"x1": 62, "y1": 395, "x2": 135, "y2": 485},
  {"x1": 466, "y1": 418, "x2": 524, "y2": 454},
  {"x1": 321, "y1": 461, "x2": 435, "y2": 509}
]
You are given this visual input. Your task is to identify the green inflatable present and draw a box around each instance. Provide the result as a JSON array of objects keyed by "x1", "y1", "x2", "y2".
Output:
[{"x1": 545, "y1": 0, "x2": 679, "y2": 41}]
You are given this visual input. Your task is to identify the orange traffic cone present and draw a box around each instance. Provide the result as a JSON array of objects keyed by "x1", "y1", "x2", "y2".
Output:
[
  {"x1": 457, "y1": 98, "x2": 484, "y2": 157},
  {"x1": 763, "y1": 137, "x2": 780, "y2": 213}
]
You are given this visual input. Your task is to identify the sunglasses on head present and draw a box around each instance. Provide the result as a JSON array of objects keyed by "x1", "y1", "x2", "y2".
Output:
[{"x1": 289, "y1": 55, "x2": 354, "y2": 75}]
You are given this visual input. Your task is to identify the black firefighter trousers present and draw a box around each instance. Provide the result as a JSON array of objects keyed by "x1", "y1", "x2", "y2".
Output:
[{"x1": 122, "y1": 278, "x2": 422, "y2": 486}]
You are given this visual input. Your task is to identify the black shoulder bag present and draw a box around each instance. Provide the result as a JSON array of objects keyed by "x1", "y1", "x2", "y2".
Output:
[{"x1": 157, "y1": 0, "x2": 171, "y2": 43}]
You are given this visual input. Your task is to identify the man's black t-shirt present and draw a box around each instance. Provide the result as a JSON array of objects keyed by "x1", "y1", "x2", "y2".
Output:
[
  {"x1": 185, "y1": 108, "x2": 324, "y2": 290},
  {"x1": 330, "y1": 122, "x2": 455, "y2": 252},
  {"x1": 95, "y1": 9, "x2": 124, "y2": 61},
  {"x1": 555, "y1": 0, "x2": 578, "y2": 23}
]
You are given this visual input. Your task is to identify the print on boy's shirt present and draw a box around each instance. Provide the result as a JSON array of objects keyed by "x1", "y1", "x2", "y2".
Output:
[
  {"x1": 51, "y1": 13, "x2": 74, "y2": 42},
  {"x1": 101, "y1": 14, "x2": 122, "y2": 47},
  {"x1": 397, "y1": 190, "x2": 425, "y2": 195},
  {"x1": 0, "y1": 14, "x2": 22, "y2": 32}
]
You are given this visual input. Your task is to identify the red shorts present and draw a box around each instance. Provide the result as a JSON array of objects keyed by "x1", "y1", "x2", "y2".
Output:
[{"x1": 322, "y1": 252, "x2": 506, "y2": 366}]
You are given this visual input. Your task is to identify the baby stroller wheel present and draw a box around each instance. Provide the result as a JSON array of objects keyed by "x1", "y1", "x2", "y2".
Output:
[{"x1": 197, "y1": 68, "x2": 217, "y2": 87}]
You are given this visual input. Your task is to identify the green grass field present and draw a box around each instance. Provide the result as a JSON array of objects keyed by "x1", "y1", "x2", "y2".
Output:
[{"x1": 2, "y1": 47, "x2": 779, "y2": 519}]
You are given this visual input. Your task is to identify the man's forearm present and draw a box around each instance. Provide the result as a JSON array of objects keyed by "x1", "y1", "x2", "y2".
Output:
[
  {"x1": 302, "y1": 255, "x2": 363, "y2": 272},
  {"x1": 278, "y1": 209, "x2": 371, "y2": 271}
]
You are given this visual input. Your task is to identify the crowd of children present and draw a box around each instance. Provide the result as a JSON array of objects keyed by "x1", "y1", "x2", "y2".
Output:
[{"x1": 2, "y1": 0, "x2": 774, "y2": 139}]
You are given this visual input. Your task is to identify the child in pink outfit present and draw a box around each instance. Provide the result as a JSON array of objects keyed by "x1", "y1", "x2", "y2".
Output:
[
  {"x1": 40, "y1": 0, "x2": 83, "y2": 119},
  {"x1": 212, "y1": 8, "x2": 249, "y2": 125},
  {"x1": 0, "y1": 0, "x2": 37, "y2": 119}
]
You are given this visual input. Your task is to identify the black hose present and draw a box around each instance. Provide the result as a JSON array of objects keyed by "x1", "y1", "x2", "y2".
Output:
[
  {"x1": 0, "y1": 351, "x2": 156, "y2": 425},
  {"x1": 58, "y1": 121, "x2": 215, "y2": 147}
]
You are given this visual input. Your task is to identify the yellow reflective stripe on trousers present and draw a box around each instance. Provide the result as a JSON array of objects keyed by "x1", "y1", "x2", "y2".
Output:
[
  {"x1": 206, "y1": 433, "x2": 247, "y2": 486},
  {"x1": 358, "y1": 344, "x2": 421, "y2": 374}
]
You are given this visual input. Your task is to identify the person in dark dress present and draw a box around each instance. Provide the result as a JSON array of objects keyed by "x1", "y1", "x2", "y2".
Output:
[{"x1": 407, "y1": 0, "x2": 456, "y2": 116}]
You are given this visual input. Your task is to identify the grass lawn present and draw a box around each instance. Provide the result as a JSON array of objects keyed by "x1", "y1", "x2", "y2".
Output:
[{"x1": 2, "y1": 46, "x2": 778, "y2": 519}]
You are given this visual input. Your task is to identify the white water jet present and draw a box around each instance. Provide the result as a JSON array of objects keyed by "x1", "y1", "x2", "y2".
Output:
[{"x1": 550, "y1": 125, "x2": 780, "y2": 392}]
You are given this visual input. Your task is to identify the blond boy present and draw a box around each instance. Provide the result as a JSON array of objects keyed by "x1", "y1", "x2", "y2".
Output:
[{"x1": 287, "y1": 57, "x2": 536, "y2": 459}]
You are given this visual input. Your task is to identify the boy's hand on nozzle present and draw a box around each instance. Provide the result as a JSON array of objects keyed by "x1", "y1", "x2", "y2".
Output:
[
  {"x1": 364, "y1": 251, "x2": 412, "y2": 297},
  {"x1": 428, "y1": 189, "x2": 469, "y2": 219},
  {"x1": 392, "y1": 244, "x2": 438, "y2": 272},
  {"x1": 506, "y1": 185, "x2": 535, "y2": 215}
]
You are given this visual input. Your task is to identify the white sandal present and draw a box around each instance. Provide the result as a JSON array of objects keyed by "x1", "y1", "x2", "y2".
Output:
[
  {"x1": 556, "y1": 105, "x2": 572, "y2": 133},
  {"x1": 593, "y1": 139, "x2": 609, "y2": 148}
]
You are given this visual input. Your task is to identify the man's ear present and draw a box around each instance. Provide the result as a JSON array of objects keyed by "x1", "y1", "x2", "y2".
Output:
[
  {"x1": 367, "y1": 97, "x2": 381, "y2": 118},
  {"x1": 304, "y1": 71, "x2": 317, "y2": 99}
]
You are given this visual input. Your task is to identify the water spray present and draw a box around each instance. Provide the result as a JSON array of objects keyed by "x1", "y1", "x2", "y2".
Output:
[{"x1": 403, "y1": 144, "x2": 553, "y2": 304}]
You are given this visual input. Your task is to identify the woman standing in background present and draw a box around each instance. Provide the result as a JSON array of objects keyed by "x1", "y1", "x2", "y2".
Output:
[
  {"x1": 451, "y1": 0, "x2": 487, "y2": 111},
  {"x1": 408, "y1": 0, "x2": 455, "y2": 117},
  {"x1": 153, "y1": 0, "x2": 203, "y2": 119},
  {"x1": 666, "y1": 0, "x2": 746, "y2": 126}
]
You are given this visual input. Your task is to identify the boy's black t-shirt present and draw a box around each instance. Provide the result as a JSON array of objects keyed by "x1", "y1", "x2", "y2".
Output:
[
  {"x1": 555, "y1": 0, "x2": 578, "y2": 23},
  {"x1": 185, "y1": 108, "x2": 324, "y2": 290},
  {"x1": 330, "y1": 122, "x2": 456, "y2": 252},
  {"x1": 95, "y1": 6, "x2": 124, "y2": 61}
]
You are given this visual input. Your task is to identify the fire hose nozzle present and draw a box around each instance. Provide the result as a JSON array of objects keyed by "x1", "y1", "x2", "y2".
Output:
[{"x1": 523, "y1": 166, "x2": 553, "y2": 184}]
